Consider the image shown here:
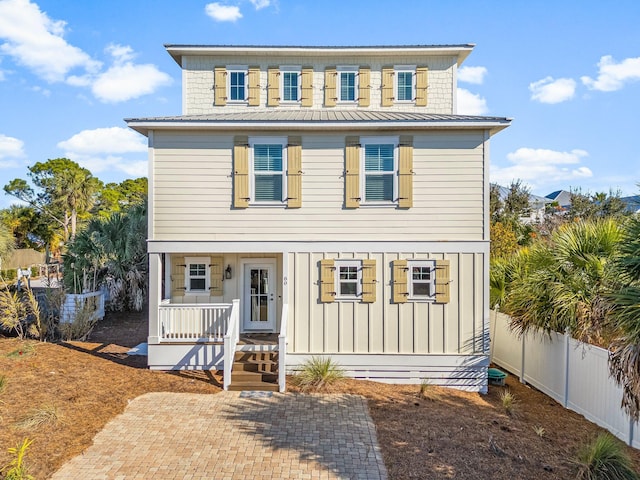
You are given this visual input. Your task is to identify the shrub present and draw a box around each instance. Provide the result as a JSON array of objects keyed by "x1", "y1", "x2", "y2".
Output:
[
  {"x1": 500, "y1": 390, "x2": 517, "y2": 416},
  {"x1": 576, "y1": 433, "x2": 639, "y2": 480},
  {"x1": 2, "y1": 438, "x2": 34, "y2": 480},
  {"x1": 292, "y1": 356, "x2": 345, "y2": 392},
  {"x1": 59, "y1": 297, "x2": 97, "y2": 341}
]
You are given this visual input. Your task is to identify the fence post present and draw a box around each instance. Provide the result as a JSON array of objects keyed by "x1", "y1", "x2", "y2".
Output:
[
  {"x1": 519, "y1": 331, "x2": 526, "y2": 384},
  {"x1": 563, "y1": 328, "x2": 570, "y2": 408}
]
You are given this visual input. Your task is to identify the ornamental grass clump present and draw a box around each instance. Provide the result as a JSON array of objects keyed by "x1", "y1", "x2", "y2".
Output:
[
  {"x1": 500, "y1": 390, "x2": 518, "y2": 416},
  {"x1": 576, "y1": 433, "x2": 639, "y2": 480},
  {"x1": 2, "y1": 438, "x2": 34, "y2": 480},
  {"x1": 15, "y1": 404, "x2": 61, "y2": 430},
  {"x1": 292, "y1": 356, "x2": 345, "y2": 392}
]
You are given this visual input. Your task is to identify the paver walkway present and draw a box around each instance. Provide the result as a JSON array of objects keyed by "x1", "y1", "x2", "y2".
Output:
[{"x1": 52, "y1": 391, "x2": 388, "y2": 479}]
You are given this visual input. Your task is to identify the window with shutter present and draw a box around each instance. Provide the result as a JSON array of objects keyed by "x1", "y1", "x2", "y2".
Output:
[
  {"x1": 415, "y1": 66, "x2": 428, "y2": 106},
  {"x1": 281, "y1": 66, "x2": 301, "y2": 102},
  {"x1": 320, "y1": 259, "x2": 336, "y2": 303},
  {"x1": 214, "y1": 67, "x2": 227, "y2": 106},
  {"x1": 287, "y1": 136, "x2": 302, "y2": 208},
  {"x1": 408, "y1": 260, "x2": 436, "y2": 299},
  {"x1": 392, "y1": 259, "x2": 408, "y2": 304},
  {"x1": 248, "y1": 66, "x2": 260, "y2": 106},
  {"x1": 398, "y1": 135, "x2": 413, "y2": 208},
  {"x1": 185, "y1": 257, "x2": 209, "y2": 294},
  {"x1": 324, "y1": 67, "x2": 337, "y2": 107},
  {"x1": 358, "y1": 67, "x2": 370, "y2": 107},
  {"x1": 233, "y1": 136, "x2": 249, "y2": 208},
  {"x1": 345, "y1": 136, "x2": 360, "y2": 208},
  {"x1": 301, "y1": 67, "x2": 313, "y2": 107},
  {"x1": 227, "y1": 66, "x2": 248, "y2": 102},
  {"x1": 435, "y1": 259, "x2": 451, "y2": 303},
  {"x1": 245, "y1": 136, "x2": 288, "y2": 205},
  {"x1": 360, "y1": 136, "x2": 399, "y2": 205},
  {"x1": 337, "y1": 66, "x2": 357, "y2": 103}
]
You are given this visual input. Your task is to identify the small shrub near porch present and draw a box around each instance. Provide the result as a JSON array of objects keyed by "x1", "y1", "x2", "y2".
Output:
[{"x1": 291, "y1": 356, "x2": 345, "y2": 392}]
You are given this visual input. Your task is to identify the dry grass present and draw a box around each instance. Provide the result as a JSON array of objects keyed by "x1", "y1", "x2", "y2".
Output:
[
  {"x1": 1, "y1": 307, "x2": 639, "y2": 479},
  {"x1": 14, "y1": 405, "x2": 61, "y2": 430}
]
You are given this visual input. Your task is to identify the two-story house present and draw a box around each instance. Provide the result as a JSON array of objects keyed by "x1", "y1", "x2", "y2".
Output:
[{"x1": 126, "y1": 44, "x2": 510, "y2": 392}]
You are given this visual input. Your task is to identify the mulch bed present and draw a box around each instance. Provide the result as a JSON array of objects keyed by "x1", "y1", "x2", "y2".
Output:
[{"x1": 1, "y1": 309, "x2": 638, "y2": 479}]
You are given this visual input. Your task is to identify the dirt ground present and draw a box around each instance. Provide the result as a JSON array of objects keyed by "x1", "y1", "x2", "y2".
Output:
[{"x1": 1, "y1": 310, "x2": 639, "y2": 479}]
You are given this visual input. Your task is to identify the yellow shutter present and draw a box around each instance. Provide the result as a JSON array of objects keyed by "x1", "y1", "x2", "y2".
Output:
[
  {"x1": 287, "y1": 136, "x2": 302, "y2": 208},
  {"x1": 345, "y1": 136, "x2": 360, "y2": 208},
  {"x1": 392, "y1": 259, "x2": 408, "y2": 303},
  {"x1": 358, "y1": 67, "x2": 370, "y2": 107},
  {"x1": 320, "y1": 259, "x2": 336, "y2": 303},
  {"x1": 214, "y1": 67, "x2": 227, "y2": 106},
  {"x1": 267, "y1": 67, "x2": 280, "y2": 107},
  {"x1": 171, "y1": 255, "x2": 186, "y2": 297},
  {"x1": 233, "y1": 136, "x2": 249, "y2": 208},
  {"x1": 301, "y1": 67, "x2": 313, "y2": 107},
  {"x1": 381, "y1": 66, "x2": 394, "y2": 107},
  {"x1": 398, "y1": 135, "x2": 413, "y2": 209},
  {"x1": 324, "y1": 67, "x2": 337, "y2": 107},
  {"x1": 248, "y1": 66, "x2": 260, "y2": 106},
  {"x1": 435, "y1": 259, "x2": 451, "y2": 304},
  {"x1": 416, "y1": 66, "x2": 428, "y2": 106},
  {"x1": 209, "y1": 256, "x2": 223, "y2": 296},
  {"x1": 361, "y1": 259, "x2": 376, "y2": 303}
]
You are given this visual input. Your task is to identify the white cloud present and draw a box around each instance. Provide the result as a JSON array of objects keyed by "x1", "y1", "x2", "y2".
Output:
[
  {"x1": 0, "y1": 0, "x2": 101, "y2": 82},
  {"x1": 458, "y1": 66, "x2": 487, "y2": 84},
  {"x1": 205, "y1": 3, "x2": 243, "y2": 22},
  {"x1": 58, "y1": 127, "x2": 148, "y2": 176},
  {"x1": 68, "y1": 44, "x2": 173, "y2": 103},
  {"x1": 0, "y1": 133, "x2": 26, "y2": 168},
  {"x1": 456, "y1": 88, "x2": 488, "y2": 115},
  {"x1": 31, "y1": 85, "x2": 50, "y2": 96},
  {"x1": 529, "y1": 76, "x2": 576, "y2": 104},
  {"x1": 581, "y1": 55, "x2": 640, "y2": 92},
  {"x1": 58, "y1": 127, "x2": 147, "y2": 155},
  {"x1": 249, "y1": 0, "x2": 270, "y2": 9},
  {"x1": 492, "y1": 147, "x2": 592, "y2": 189}
]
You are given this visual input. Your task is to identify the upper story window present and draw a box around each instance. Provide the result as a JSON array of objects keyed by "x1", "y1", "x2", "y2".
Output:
[
  {"x1": 185, "y1": 257, "x2": 209, "y2": 294},
  {"x1": 249, "y1": 137, "x2": 287, "y2": 204},
  {"x1": 281, "y1": 67, "x2": 301, "y2": 102},
  {"x1": 395, "y1": 66, "x2": 416, "y2": 102},
  {"x1": 361, "y1": 136, "x2": 398, "y2": 204},
  {"x1": 228, "y1": 67, "x2": 248, "y2": 102},
  {"x1": 337, "y1": 66, "x2": 358, "y2": 102}
]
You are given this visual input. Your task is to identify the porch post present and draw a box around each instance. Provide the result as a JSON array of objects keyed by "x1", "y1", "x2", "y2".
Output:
[{"x1": 148, "y1": 252, "x2": 162, "y2": 344}]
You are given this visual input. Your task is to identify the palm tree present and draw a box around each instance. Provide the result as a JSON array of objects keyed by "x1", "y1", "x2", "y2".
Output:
[
  {"x1": 504, "y1": 219, "x2": 621, "y2": 344},
  {"x1": 607, "y1": 216, "x2": 640, "y2": 420},
  {"x1": 0, "y1": 223, "x2": 14, "y2": 270}
]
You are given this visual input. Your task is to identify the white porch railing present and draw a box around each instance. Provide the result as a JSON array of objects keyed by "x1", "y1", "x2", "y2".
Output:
[
  {"x1": 223, "y1": 299, "x2": 241, "y2": 391},
  {"x1": 159, "y1": 300, "x2": 232, "y2": 342},
  {"x1": 278, "y1": 304, "x2": 288, "y2": 392}
]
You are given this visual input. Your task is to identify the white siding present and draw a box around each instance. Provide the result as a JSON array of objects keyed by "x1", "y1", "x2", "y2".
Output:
[
  {"x1": 151, "y1": 131, "x2": 486, "y2": 241},
  {"x1": 183, "y1": 54, "x2": 456, "y2": 114}
]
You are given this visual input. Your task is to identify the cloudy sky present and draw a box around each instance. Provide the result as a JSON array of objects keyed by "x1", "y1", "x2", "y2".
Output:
[{"x1": 0, "y1": 0, "x2": 639, "y2": 208}]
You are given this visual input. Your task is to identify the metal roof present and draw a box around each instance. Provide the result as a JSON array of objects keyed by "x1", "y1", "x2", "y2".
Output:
[{"x1": 126, "y1": 110, "x2": 511, "y2": 136}]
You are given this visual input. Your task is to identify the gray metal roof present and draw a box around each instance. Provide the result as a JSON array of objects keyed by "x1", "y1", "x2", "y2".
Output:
[
  {"x1": 164, "y1": 44, "x2": 475, "y2": 50},
  {"x1": 126, "y1": 110, "x2": 510, "y2": 123}
]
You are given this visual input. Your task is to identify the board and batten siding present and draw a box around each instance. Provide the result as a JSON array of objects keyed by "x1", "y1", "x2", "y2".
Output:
[
  {"x1": 287, "y1": 251, "x2": 486, "y2": 356},
  {"x1": 151, "y1": 130, "x2": 486, "y2": 241}
]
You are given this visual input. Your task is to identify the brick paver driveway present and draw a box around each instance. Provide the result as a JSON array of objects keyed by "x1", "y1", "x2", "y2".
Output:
[{"x1": 52, "y1": 391, "x2": 388, "y2": 479}]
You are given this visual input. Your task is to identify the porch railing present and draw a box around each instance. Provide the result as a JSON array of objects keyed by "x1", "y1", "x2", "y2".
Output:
[
  {"x1": 278, "y1": 304, "x2": 288, "y2": 392},
  {"x1": 223, "y1": 299, "x2": 241, "y2": 391},
  {"x1": 158, "y1": 300, "x2": 232, "y2": 342}
]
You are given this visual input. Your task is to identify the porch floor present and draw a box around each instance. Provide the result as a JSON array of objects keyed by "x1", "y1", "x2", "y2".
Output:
[{"x1": 238, "y1": 333, "x2": 278, "y2": 345}]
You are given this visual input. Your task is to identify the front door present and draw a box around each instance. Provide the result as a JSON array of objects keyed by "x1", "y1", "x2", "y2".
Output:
[{"x1": 242, "y1": 261, "x2": 276, "y2": 331}]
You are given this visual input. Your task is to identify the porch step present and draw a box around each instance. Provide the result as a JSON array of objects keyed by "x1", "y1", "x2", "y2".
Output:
[{"x1": 229, "y1": 350, "x2": 279, "y2": 392}]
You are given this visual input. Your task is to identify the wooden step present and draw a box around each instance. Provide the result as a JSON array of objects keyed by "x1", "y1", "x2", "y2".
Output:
[
  {"x1": 228, "y1": 381, "x2": 279, "y2": 392},
  {"x1": 229, "y1": 349, "x2": 279, "y2": 392},
  {"x1": 231, "y1": 370, "x2": 278, "y2": 382},
  {"x1": 234, "y1": 351, "x2": 279, "y2": 362}
]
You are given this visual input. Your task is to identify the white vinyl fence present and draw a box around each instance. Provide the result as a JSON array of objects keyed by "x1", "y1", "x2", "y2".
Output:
[{"x1": 491, "y1": 311, "x2": 640, "y2": 448}]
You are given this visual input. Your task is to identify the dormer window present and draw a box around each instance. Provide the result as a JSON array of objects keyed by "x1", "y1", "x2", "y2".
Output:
[
  {"x1": 281, "y1": 67, "x2": 301, "y2": 102},
  {"x1": 227, "y1": 66, "x2": 248, "y2": 102},
  {"x1": 337, "y1": 66, "x2": 358, "y2": 103},
  {"x1": 395, "y1": 66, "x2": 416, "y2": 102}
]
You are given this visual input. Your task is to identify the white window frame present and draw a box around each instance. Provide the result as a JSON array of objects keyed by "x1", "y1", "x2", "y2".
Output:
[
  {"x1": 334, "y1": 260, "x2": 362, "y2": 301},
  {"x1": 227, "y1": 65, "x2": 249, "y2": 103},
  {"x1": 360, "y1": 136, "x2": 399, "y2": 206},
  {"x1": 185, "y1": 256, "x2": 210, "y2": 295},
  {"x1": 280, "y1": 66, "x2": 301, "y2": 103},
  {"x1": 248, "y1": 136, "x2": 288, "y2": 205},
  {"x1": 395, "y1": 65, "x2": 416, "y2": 103},
  {"x1": 408, "y1": 260, "x2": 436, "y2": 301},
  {"x1": 336, "y1": 66, "x2": 358, "y2": 103}
]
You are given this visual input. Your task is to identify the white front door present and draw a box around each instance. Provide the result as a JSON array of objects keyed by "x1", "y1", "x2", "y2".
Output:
[{"x1": 242, "y1": 261, "x2": 276, "y2": 331}]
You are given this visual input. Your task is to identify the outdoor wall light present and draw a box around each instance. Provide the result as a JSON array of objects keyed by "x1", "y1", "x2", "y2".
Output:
[{"x1": 225, "y1": 265, "x2": 232, "y2": 280}]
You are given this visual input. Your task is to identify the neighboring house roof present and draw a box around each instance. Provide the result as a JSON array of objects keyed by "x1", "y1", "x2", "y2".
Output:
[
  {"x1": 491, "y1": 184, "x2": 552, "y2": 211},
  {"x1": 545, "y1": 190, "x2": 572, "y2": 207},
  {"x1": 1, "y1": 248, "x2": 45, "y2": 270},
  {"x1": 126, "y1": 111, "x2": 512, "y2": 136},
  {"x1": 165, "y1": 44, "x2": 475, "y2": 67},
  {"x1": 621, "y1": 195, "x2": 640, "y2": 213}
]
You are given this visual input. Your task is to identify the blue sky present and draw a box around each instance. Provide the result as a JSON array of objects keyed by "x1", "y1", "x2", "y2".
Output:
[{"x1": 1, "y1": 0, "x2": 639, "y2": 209}]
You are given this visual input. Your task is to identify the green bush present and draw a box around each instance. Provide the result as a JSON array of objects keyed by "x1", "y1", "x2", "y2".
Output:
[
  {"x1": 0, "y1": 269, "x2": 17, "y2": 281},
  {"x1": 576, "y1": 433, "x2": 639, "y2": 480},
  {"x1": 292, "y1": 356, "x2": 345, "y2": 392}
]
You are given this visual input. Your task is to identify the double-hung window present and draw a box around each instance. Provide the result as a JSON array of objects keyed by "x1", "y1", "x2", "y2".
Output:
[
  {"x1": 335, "y1": 260, "x2": 361, "y2": 300},
  {"x1": 185, "y1": 257, "x2": 209, "y2": 294},
  {"x1": 361, "y1": 136, "x2": 398, "y2": 204},
  {"x1": 337, "y1": 66, "x2": 357, "y2": 103},
  {"x1": 250, "y1": 137, "x2": 287, "y2": 204},
  {"x1": 228, "y1": 66, "x2": 248, "y2": 102},
  {"x1": 281, "y1": 67, "x2": 301, "y2": 102},
  {"x1": 408, "y1": 260, "x2": 436, "y2": 300},
  {"x1": 395, "y1": 66, "x2": 416, "y2": 102}
]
